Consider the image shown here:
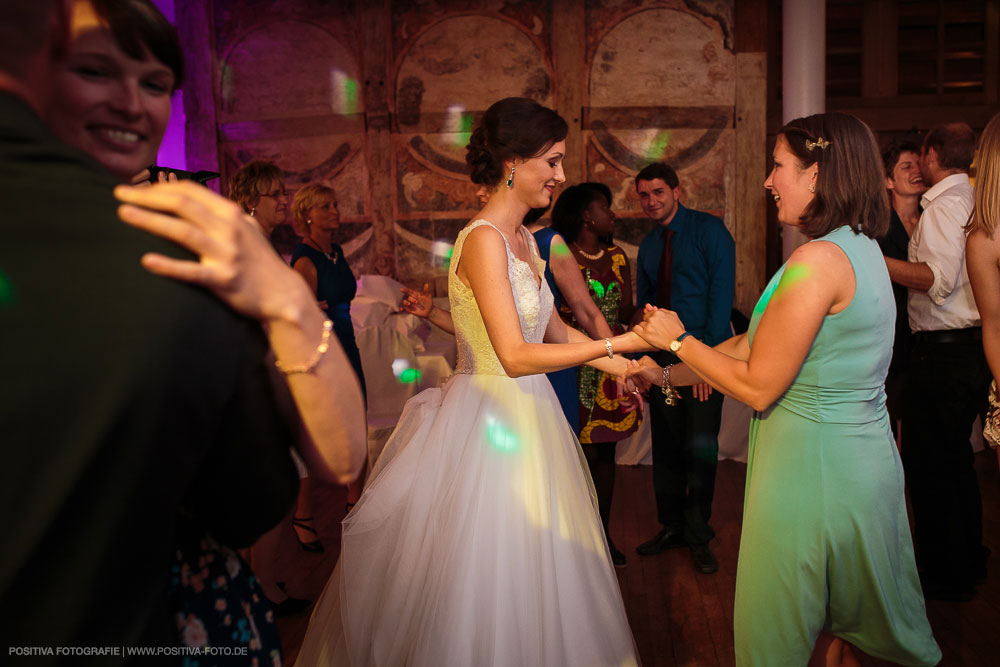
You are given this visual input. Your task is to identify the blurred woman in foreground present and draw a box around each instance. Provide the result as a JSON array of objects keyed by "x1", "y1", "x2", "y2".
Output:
[{"x1": 965, "y1": 111, "x2": 1000, "y2": 468}]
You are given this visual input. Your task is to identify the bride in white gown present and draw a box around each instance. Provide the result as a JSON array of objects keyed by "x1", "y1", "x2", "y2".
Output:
[{"x1": 295, "y1": 97, "x2": 649, "y2": 666}]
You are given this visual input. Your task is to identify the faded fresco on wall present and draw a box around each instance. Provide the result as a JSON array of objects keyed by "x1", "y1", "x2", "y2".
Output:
[
  {"x1": 213, "y1": 6, "x2": 374, "y2": 271},
  {"x1": 583, "y1": 3, "x2": 736, "y2": 269},
  {"x1": 200, "y1": 0, "x2": 743, "y2": 290},
  {"x1": 391, "y1": 12, "x2": 554, "y2": 283}
]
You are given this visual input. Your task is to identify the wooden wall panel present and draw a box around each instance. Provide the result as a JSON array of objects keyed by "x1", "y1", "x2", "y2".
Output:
[{"x1": 178, "y1": 0, "x2": 768, "y2": 311}]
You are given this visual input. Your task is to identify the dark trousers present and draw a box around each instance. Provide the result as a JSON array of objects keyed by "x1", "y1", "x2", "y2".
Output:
[
  {"x1": 647, "y1": 351, "x2": 724, "y2": 544},
  {"x1": 901, "y1": 335, "x2": 990, "y2": 592}
]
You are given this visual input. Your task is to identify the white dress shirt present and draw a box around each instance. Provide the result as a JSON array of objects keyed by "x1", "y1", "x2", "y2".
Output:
[{"x1": 907, "y1": 173, "x2": 978, "y2": 332}]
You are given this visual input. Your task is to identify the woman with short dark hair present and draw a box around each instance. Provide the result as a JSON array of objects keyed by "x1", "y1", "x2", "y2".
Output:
[
  {"x1": 632, "y1": 112, "x2": 940, "y2": 665},
  {"x1": 550, "y1": 183, "x2": 638, "y2": 568}
]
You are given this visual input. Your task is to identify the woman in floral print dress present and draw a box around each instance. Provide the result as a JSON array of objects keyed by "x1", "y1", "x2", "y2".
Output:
[{"x1": 551, "y1": 183, "x2": 640, "y2": 567}]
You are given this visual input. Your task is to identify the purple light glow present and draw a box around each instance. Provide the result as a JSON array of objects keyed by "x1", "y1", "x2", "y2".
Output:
[{"x1": 152, "y1": 0, "x2": 186, "y2": 170}]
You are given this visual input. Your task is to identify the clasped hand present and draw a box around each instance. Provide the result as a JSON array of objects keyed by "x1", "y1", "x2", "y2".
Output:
[{"x1": 632, "y1": 304, "x2": 686, "y2": 350}]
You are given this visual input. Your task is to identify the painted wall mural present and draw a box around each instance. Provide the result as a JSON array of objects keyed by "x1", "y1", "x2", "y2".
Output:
[{"x1": 188, "y1": 0, "x2": 760, "y2": 304}]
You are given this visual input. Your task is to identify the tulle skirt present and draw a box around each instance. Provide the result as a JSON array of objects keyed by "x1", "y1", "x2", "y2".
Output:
[{"x1": 294, "y1": 372, "x2": 638, "y2": 666}]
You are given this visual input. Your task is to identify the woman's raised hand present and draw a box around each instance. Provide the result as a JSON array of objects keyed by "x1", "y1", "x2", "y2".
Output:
[
  {"x1": 633, "y1": 305, "x2": 686, "y2": 350},
  {"x1": 400, "y1": 283, "x2": 434, "y2": 318},
  {"x1": 115, "y1": 180, "x2": 314, "y2": 324}
]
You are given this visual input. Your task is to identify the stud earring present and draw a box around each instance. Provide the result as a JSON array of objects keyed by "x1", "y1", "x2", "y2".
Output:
[
  {"x1": 808, "y1": 183, "x2": 816, "y2": 193},
  {"x1": 507, "y1": 165, "x2": 515, "y2": 188}
]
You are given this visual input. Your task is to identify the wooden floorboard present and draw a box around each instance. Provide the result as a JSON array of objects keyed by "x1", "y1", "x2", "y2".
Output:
[{"x1": 277, "y1": 452, "x2": 1000, "y2": 665}]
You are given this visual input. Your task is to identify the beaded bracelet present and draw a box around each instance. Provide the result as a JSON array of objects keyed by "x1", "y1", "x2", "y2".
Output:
[
  {"x1": 604, "y1": 338, "x2": 614, "y2": 359},
  {"x1": 274, "y1": 319, "x2": 333, "y2": 375}
]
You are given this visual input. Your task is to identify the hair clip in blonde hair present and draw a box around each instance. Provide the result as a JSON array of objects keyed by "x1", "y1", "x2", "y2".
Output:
[{"x1": 805, "y1": 137, "x2": 831, "y2": 151}]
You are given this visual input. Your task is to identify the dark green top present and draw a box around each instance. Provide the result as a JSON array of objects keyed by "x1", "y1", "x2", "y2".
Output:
[{"x1": 0, "y1": 92, "x2": 297, "y2": 660}]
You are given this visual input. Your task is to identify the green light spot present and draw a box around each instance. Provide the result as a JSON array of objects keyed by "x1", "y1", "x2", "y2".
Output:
[
  {"x1": 0, "y1": 273, "x2": 12, "y2": 304},
  {"x1": 486, "y1": 416, "x2": 520, "y2": 453},
  {"x1": 551, "y1": 239, "x2": 572, "y2": 257},
  {"x1": 774, "y1": 263, "x2": 812, "y2": 299},
  {"x1": 343, "y1": 78, "x2": 358, "y2": 115},
  {"x1": 399, "y1": 368, "x2": 421, "y2": 384},
  {"x1": 753, "y1": 273, "x2": 781, "y2": 317},
  {"x1": 589, "y1": 279, "x2": 605, "y2": 299},
  {"x1": 647, "y1": 131, "x2": 672, "y2": 159},
  {"x1": 453, "y1": 112, "x2": 474, "y2": 147}
]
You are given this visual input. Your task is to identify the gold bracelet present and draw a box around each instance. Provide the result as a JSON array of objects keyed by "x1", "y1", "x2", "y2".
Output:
[
  {"x1": 660, "y1": 364, "x2": 681, "y2": 406},
  {"x1": 604, "y1": 338, "x2": 614, "y2": 359},
  {"x1": 274, "y1": 319, "x2": 333, "y2": 375}
]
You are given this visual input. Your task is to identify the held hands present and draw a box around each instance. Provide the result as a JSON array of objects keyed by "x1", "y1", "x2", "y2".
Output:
[
  {"x1": 624, "y1": 355, "x2": 714, "y2": 403},
  {"x1": 400, "y1": 283, "x2": 433, "y2": 318},
  {"x1": 632, "y1": 304, "x2": 686, "y2": 350},
  {"x1": 115, "y1": 180, "x2": 313, "y2": 324},
  {"x1": 613, "y1": 359, "x2": 647, "y2": 414}
]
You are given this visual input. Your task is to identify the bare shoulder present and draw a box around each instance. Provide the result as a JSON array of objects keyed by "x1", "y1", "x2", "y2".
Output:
[
  {"x1": 787, "y1": 239, "x2": 850, "y2": 272},
  {"x1": 967, "y1": 227, "x2": 1000, "y2": 253},
  {"x1": 463, "y1": 223, "x2": 507, "y2": 255}
]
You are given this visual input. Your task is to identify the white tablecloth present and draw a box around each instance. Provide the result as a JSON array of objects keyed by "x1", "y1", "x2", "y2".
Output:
[{"x1": 351, "y1": 276, "x2": 456, "y2": 464}]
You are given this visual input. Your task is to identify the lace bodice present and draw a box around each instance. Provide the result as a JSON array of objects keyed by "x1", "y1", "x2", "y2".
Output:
[{"x1": 449, "y1": 220, "x2": 554, "y2": 375}]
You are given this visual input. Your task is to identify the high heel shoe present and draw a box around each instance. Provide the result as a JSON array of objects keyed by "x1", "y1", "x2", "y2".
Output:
[
  {"x1": 271, "y1": 583, "x2": 312, "y2": 617},
  {"x1": 292, "y1": 516, "x2": 324, "y2": 553}
]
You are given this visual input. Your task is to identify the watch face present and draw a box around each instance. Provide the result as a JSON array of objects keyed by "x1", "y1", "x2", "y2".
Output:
[{"x1": 670, "y1": 339, "x2": 681, "y2": 352}]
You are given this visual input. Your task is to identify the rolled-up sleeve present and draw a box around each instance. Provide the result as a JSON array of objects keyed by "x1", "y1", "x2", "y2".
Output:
[{"x1": 912, "y1": 196, "x2": 971, "y2": 305}]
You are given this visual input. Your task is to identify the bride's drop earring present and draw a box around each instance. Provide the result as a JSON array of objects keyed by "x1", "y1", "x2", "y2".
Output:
[
  {"x1": 250, "y1": 207, "x2": 256, "y2": 217},
  {"x1": 507, "y1": 165, "x2": 515, "y2": 188}
]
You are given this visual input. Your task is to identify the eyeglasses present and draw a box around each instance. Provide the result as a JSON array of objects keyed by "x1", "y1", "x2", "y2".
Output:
[{"x1": 260, "y1": 189, "x2": 288, "y2": 199}]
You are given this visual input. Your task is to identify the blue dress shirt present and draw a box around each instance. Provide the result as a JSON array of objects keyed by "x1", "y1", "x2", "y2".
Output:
[{"x1": 635, "y1": 203, "x2": 735, "y2": 347}]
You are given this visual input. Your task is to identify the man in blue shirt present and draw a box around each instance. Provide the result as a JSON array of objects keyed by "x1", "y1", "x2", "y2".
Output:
[{"x1": 632, "y1": 163, "x2": 735, "y2": 574}]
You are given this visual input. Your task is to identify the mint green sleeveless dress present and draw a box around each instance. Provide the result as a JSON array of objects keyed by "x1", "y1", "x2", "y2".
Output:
[{"x1": 734, "y1": 226, "x2": 940, "y2": 666}]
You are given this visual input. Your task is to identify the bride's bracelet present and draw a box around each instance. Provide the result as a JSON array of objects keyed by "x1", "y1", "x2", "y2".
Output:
[{"x1": 660, "y1": 364, "x2": 681, "y2": 406}]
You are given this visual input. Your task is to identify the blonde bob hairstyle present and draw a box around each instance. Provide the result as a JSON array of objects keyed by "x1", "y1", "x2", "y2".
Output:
[
  {"x1": 291, "y1": 183, "x2": 337, "y2": 236},
  {"x1": 966, "y1": 113, "x2": 1000, "y2": 238}
]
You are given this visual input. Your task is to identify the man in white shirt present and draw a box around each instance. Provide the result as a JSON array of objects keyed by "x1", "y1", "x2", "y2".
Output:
[{"x1": 884, "y1": 122, "x2": 990, "y2": 602}]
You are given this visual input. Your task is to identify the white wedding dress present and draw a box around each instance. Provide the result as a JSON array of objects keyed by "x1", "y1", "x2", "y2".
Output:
[{"x1": 294, "y1": 220, "x2": 638, "y2": 666}]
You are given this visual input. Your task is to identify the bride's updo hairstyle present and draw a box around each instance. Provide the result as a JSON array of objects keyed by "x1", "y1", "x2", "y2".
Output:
[{"x1": 466, "y1": 97, "x2": 569, "y2": 187}]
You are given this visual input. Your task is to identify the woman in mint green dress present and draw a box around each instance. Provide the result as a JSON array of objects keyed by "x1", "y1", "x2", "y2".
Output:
[{"x1": 632, "y1": 113, "x2": 940, "y2": 666}]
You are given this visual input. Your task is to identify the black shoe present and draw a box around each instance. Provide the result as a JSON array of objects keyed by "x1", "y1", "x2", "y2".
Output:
[
  {"x1": 271, "y1": 596, "x2": 312, "y2": 617},
  {"x1": 690, "y1": 542, "x2": 719, "y2": 574},
  {"x1": 608, "y1": 538, "x2": 627, "y2": 568},
  {"x1": 920, "y1": 574, "x2": 974, "y2": 602},
  {"x1": 292, "y1": 516, "x2": 324, "y2": 553},
  {"x1": 976, "y1": 546, "x2": 990, "y2": 585},
  {"x1": 636, "y1": 527, "x2": 686, "y2": 556},
  {"x1": 921, "y1": 583, "x2": 974, "y2": 602}
]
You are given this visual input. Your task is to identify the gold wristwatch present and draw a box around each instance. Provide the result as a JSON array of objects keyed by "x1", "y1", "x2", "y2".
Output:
[{"x1": 669, "y1": 331, "x2": 692, "y2": 353}]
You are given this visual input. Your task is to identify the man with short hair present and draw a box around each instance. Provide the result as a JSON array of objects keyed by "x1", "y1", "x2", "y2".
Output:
[
  {"x1": 884, "y1": 122, "x2": 990, "y2": 601},
  {"x1": 632, "y1": 163, "x2": 735, "y2": 574},
  {"x1": 0, "y1": 0, "x2": 299, "y2": 655},
  {"x1": 879, "y1": 140, "x2": 926, "y2": 441}
]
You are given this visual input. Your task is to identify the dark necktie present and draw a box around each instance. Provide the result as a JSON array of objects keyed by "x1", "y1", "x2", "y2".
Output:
[{"x1": 656, "y1": 228, "x2": 674, "y2": 308}]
